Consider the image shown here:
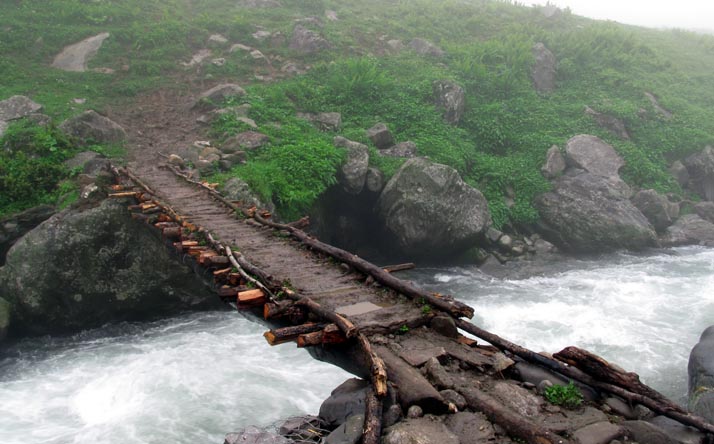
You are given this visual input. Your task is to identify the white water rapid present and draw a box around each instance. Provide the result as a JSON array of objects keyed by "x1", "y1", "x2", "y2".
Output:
[
  {"x1": 1, "y1": 246, "x2": 712, "y2": 443},
  {"x1": 408, "y1": 246, "x2": 714, "y2": 404}
]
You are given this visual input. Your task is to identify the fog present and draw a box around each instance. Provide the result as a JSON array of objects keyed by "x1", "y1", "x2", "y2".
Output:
[{"x1": 530, "y1": 0, "x2": 714, "y2": 31}]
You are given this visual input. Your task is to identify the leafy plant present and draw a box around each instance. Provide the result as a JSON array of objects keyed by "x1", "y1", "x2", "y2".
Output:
[
  {"x1": 544, "y1": 382, "x2": 584, "y2": 409},
  {"x1": 398, "y1": 325, "x2": 410, "y2": 335}
]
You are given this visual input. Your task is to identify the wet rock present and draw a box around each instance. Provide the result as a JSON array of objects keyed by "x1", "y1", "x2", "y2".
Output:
[
  {"x1": 365, "y1": 168, "x2": 385, "y2": 194},
  {"x1": 649, "y1": 416, "x2": 706, "y2": 444},
  {"x1": 0, "y1": 297, "x2": 10, "y2": 342},
  {"x1": 622, "y1": 420, "x2": 678, "y2": 444},
  {"x1": 531, "y1": 42, "x2": 557, "y2": 94},
  {"x1": 383, "y1": 417, "x2": 459, "y2": 444},
  {"x1": 319, "y1": 378, "x2": 368, "y2": 427},
  {"x1": 51, "y1": 32, "x2": 110, "y2": 72},
  {"x1": 278, "y1": 416, "x2": 325, "y2": 441},
  {"x1": 444, "y1": 412, "x2": 495, "y2": 443},
  {"x1": 59, "y1": 110, "x2": 127, "y2": 145},
  {"x1": 399, "y1": 347, "x2": 447, "y2": 367},
  {"x1": 407, "y1": 405, "x2": 424, "y2": 418},
  {"x1": 542, "y1": 406, "x2": 608, "y2": 433},
  {"x1": 572, "y1": 421, "x2": 625, "y2": 444},
  {"x1": 366, "y1": 123, "x2": 394, "y2": 149},
  {"x1": 1, "y1": 205, "x2": 56, "y2": 265},
  {"x1": 225, "y1": 426, "x2": 290, "y2": 444},
  {"x1": 670, "y1": 160, "x2": 690, "y2": 188},
  {"x1": 542, "y1": 145, "x2": 566, "y2": 179},
  {"x1": 661, "y1": 214, "x2": 714, "y2": 247},
  {"x1": 0, "y1": 200, "x2": 217, "y2": 335},
  {"x1": 682, "y1": 146, "x2": 714, "y2": 201},
  {"x1": 223, "y1": 131, "x2": 269, "y2": 151},
  {"x1": 433, "y1": 80, "x2": 465, "y2": 125},
  {"x1": 289, "y1": 25, "x2": 331, "y2": 53},
  {"x1": 491, "y1": 382, "x2": 542, "y2": 418},
  {"x1": 430, "y1": 316, "x2": 458, "y2": 338},
  {"x1": 0, "y1": 95, "x2": 43, "y2": 121},
  {"x1": 688, "y1": 325, "x2": 714, "y2": 423},
  {"x1": 694, "y1": 201, "x2": 714, "y2": 223},
  {"x1": 425, "y1": 357, "x2": 454, "y2": 390},
  {"x1": 604, "y1": 397, "x2": 637, "y2": 420},
  {"x1": 324, "y1": 414, "x2": 363, "y2": 444},
  {"x1": 382, "y1": 404, "x2": 402, "y2": 428},
  {"x1": 439, "y1": 390, "x2": 467, "y2": 411},
  {"x1": 193, "y1": 84, "x2": 246, "y2": 111},
  {"x1": 584, "y1": 106, "x2": 630, "y2": 140},
  {"x1": 631, "y1": 189, "x2": 679, "y2": 232},
  {"x1": 381, "y1": 141, "x2": 417, "y2": 158},
  {"x1": 565, "y1": 135, "x2": 625, "y2": 179},
  {"x1": 536, "y1": 170, "x2": 657, "y2": 252},
  {"x1": 334, "y1": 136, "x2": 369, "y2": 195},
  {"x1": 377, "y1": 158, "x2": 491, "y2": 256},
  {"x1": 408, "y1": 38, "x2": 445, "y2": 57}
]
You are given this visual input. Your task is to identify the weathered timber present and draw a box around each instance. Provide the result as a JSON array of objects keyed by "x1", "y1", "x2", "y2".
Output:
[
  {"x1": 297, "y1": 331, "x2": 324, "y2": 348},
  {"x1": 374, "y1": 345, "x2": 446, "y2": 412},
  {"x1": 363, "y1": 389, "x2": 383, "y2": 444},
  {"x1": 382, "y1": 263, "x2": 416, "y2": 273},
  {"x1": 109, "y1": 191, "x2": 140, "y2": 199},
  {"x1": 161, "y1": 226, "x2": 182, "y2": 239},
  {"x1": 459, "y1": 385, "x2": 571, "y2": 444},
  {"x1": 359, "y1": 334, "x2": 388, "y2": 397},
  {"x1": 213, "y1": 267, "x2": 232, "y2": 277},
  {"x1": 206, "y1": 255, "x2": 230, "y2": 266},
  {"x1": 455, "y1": 319, "x2": 714, "y2": 434},
  {"x1": 238, "y1": 289, "x2": 266, "y2": 306},
  {"x1": 217, "y1": 286, "x2": 239, "y2": 298},
  {"x1": 294, "y1": 297, "x2": 357, "y2": 339},
  {"x1": 265, "y1": 323, "x2": 325, "y2": 346}
]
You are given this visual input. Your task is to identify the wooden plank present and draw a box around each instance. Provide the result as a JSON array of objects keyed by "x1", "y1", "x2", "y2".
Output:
[{"x1": 238, "y1": 289, "x2": 265, "y2": 306}]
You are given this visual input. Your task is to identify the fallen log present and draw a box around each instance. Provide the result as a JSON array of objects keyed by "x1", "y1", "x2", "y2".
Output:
[
  {"x1": 297, "y1": 331, "x2": 324, "y2": 348},
  {"x1": 455, "y1": 319, "x2": 714, "y2": 435},
  {"x1": 459, "y1": 385, "x2": 571, "y2": 444},
  {"x1": 293, "y1": 298, "x2": 357, "y2": 339},
  {"x1": 109, "y1": 191, "x2": 139, "y2": 199},
  {"x1": 382, "y1": 263, "x2": 416, "y2": 273},
  {"x1": 362, "y1": 389, "x2": 383, "y2": 444},
  {"x1": 265, "y1": 323, "x2": 324, "y2": 346},
  {"x1": 238, "y1": 289, "x2": 266, "y2": 306},
  {"x1": 359, "y1": 334, "x2": 388, "y2": 397}
]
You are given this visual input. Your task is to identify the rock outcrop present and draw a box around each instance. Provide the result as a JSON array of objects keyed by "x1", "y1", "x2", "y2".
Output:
[
  {"x1": 51, "y1": 32, "x2": 110, "y2": 72},
  {"x1": 433, "y1": 80, "x2": 465, "y2": 125},
  {"x1": 694, "y1": 202, "x2": 714, "y2": 223},
  {"x1": 0, "y1": 199, "x2": 217, "y2": 336},
  {"x1": 584, "y1": 106, "x2": 630, "y2": 140},
  {"x1": 531, "y1": 42, "x2": 556, "y2": 94},
  {"x1": 0, "y1": 205, "x2": 56, "y2": 265},
  {"x1": 377, "y1": 158, "x2": 491, "y2": 256},
  {"x1": 0, "y1": 95, "x2": 43, "y2": 122},
  {"x1": 631, "y1": 189, "x2": 679, "y2": 232},
  {"x1": 661, "y1": 214, "x2": 714, "y2": 247},
  {"x1": 541, "y1": 145, "x2": 565, "y2": 179},
  {"x1": 59, "y1": 110, "x2": 127, "y2": 145},
  {"x1": 537, "y1": 135, "x2": 657, "y2": 252},
  {"x1": 682, "y1": 146, "x2": 714, "y2": 201},
  {"x1": 334, "y1": 137, "x2": 369, "y2": 195},
  {"x1": 222, "y1": 177, "x2": 275, "y2": 214},
  {"x1": 289, "y1": 25, "x2": 331, "y2": 53},
  {"x1": 366, "y1": 123, "x2": 394, "y2": 149},
  {"x1": 689, "y1": 325, "x2": 714, "y2": 423},
  {"x1": 193, "y1": 84, "x2": 247, "y2": 111}
]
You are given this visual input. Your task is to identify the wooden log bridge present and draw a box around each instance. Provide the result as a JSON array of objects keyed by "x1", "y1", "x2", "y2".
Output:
[{"x1": 109, "y1": 162, "x2": 714, "y2": 444}]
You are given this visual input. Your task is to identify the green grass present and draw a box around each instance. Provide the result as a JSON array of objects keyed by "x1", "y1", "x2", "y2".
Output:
[
  {"x1": 544, "y1": 381, "x2": 584, "y2": 409},
  {"x1": 1, "y1": 0, "x2": 713, "y2": 226}
]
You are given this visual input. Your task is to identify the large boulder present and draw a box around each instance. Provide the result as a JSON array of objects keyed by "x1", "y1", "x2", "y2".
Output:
[
  {"x1": 661, "y1": 214, "x2": 714, "y2": 247},
  {"x1": 383, "y1": 417, "x2": 459, "y2": 444},
  {"x1": 564, "y1": 135, "x2": 625, "y2": 180},
  {"x1": 0, "y1": 95, "x2": 43, "y2": 121},
  {"x1": 536, "y1": 170, "x2": 657, "y2": 252},
  {"x1": 541, "y1": 145, "x2": 565, "y2": 179},
  {"x1": 59, "y1": 110, "x2": 127, "y2": 145},
  {"x1": 51, "y1": 32, "x2": 110, "y2": 72},
  {"x1": 689, "y1": 326, "x2": 714, "y2": 423},
  {"x1": 531, "y1": 42, "x2": 556, "y2": 94},
  {"x1": 694, "y1": 201, "x2": 714, "y2": 223},
  {"x1": 631, "y1": 189, "x2": 679, "y2": 232},
  {"x1": 193, "y1": 84, "x2": 246, "y2": 111},
  {"x1": 0, "y1": 205, "x2": 56, "y2": 265},
  {"x1": 319, "y1": 378, "x2": 368, "y2": 427},
  {"x1": 224, "y1": 426, "x2": 290, "y2": 444},
  {"x1": 289, "y1": 25, "x2": 331, "y2": 53},
  {"x1": 222, "y1": 131, "x2": 269, "y2": 151},
  {"x1": 376, "y1": 158, "x2": 491, "y2": 256},
  {"x1": 0, "y1": 199, "x2": 217, "y2": 336},
  {"x1": 584, "y1": 106, "x2": 630, "y2": 140},
  {"x1": 0, "y1": 297, "x2": 10, "y2": 342},
  {"x1": 433, "y1": 80, "x2": 465, "y2": 125},
  {"x1": 682, "y1": 146, "x2": 714, "y2": 201},
  {"x1": 366, "y1": 123, "x2": 394, "y2": 149},
  {"x1": 334, "y1": 137, "x2": 369, "y2": 195}
]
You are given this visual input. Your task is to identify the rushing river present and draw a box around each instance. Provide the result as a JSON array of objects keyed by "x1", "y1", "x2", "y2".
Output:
[{"x1": 1, "y1": 246, "x2": 712, "y2": 443}]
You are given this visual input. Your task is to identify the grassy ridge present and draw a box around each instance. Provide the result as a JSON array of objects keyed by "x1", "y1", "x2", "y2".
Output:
[{"x1": 1, "y1": 0, "x2": 714, "y2": 226}]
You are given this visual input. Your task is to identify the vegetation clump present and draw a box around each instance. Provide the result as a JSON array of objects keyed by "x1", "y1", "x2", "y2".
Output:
[{"x1": 544, "y1": 381, "x2": 584, "y2": 409}]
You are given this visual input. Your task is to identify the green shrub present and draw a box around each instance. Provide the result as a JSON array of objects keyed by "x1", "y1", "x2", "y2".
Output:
[{"x1": 544, "y1": 382, "x2": 584, "y2": 409}]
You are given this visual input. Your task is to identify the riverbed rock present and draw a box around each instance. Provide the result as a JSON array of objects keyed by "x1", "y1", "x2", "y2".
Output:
[
  {"x1": 0, "y1": 199, "x2": 217, "y2": 336},
  {"x1": 278, "y1": 416, "x2": 325, "y2": 442},
  {"x1": 324, "y1": 414, "x2": 364, "y2": 444},
  {"x1": 631, "y1": 189, "x2": 679, "y2": 232},
  {"x1": 51, "y1": 32, "x2": 110, "y2": 72},
  {"x1": 383, "y1": 417, "x2": 459, "y2": 444},
  {"x1": 682, "y1": 146, "x2": 714, "y2": 201},
  {"x1": 289, "y1": 25, "x2": 330, "y2": 53},
  {"x1": 0, "y1": 205, "x2": 56, "y2": 264},
  {"x1": 565, "y1": 135, "x2": 625, "y2": 179},
  {"x1": 193, "y1": 84, "x2": 246, "y2": 111},
  {"x1": 408, "y1": 38, "x2": 445, "y2": 57},
  {"x1": 225, "y1": 426, "x2": 291, "y2": 444},
  {"x1": 319, "y1": 378, "x2": 368, "y2": 427},
  {"x1": 542, "y1": 145, "x2": 566, "y2": 179},
  {"x1": 367, "y1": 123, "x2": 394, "y2": 149},
  {"x1": 0, "y1": 95, "x2": 43, "y2": 121},
  {"x1": 433, "y1": 80, "x2": 465, "y2": 125},
  {"x1": 376, "y1": 157, "x2": 491, "y2": 256},
  {"x1": 584, "y1": 106, "x2": 630, "y2": 140},
  {"x1": 688, "y1": 325, "x2": 714, "y2": 422},
  {"x1": 694, "y1": 201, "x2": 714, "y2": 223},
  {"x1": 661, "y1": 214, "x2": 714, "y2": 247},
  {"x1": 572, "y1": 421, "x2": 625, "y2": 444},
  {"x1": 536, "y1": 170, "x2": 657, "y2": 252},
  {"x1": 621, "y1": 420, "x2": 679, "y2": 444},
  {"x1": 648, "y1": 416, "x2": 706, "y2": 444},
  {"x1": 59, "y1": 110, "x2": 127, "y2": 145},
  {"x1": 445, "y1": 412, "x2": 495, "y2": 443},
  {"x1": 0, "y1": 297, "x2": 10, "y2": 342},
  {"x1": 531, "y1": 42, "x2": 556, "y2": 94},
  {"x1": 334, "y1": 137, "x2": 369, "y2": 195},
  {"x1": 491, "y1": 382, "x2": 542, "y2": 418}
]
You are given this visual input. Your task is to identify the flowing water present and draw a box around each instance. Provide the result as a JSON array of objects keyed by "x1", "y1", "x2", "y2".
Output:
[
  {"x1": 1, "y1": 246, "x2": 712, "y2": 443},
  {"x1": 408, "y1": 246, "x2": 714, "y2": 404}
]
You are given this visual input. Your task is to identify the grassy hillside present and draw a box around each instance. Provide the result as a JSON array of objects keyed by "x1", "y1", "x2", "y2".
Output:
[{"x1": 2, "y1": 0, "x2": 714, "y2": 226}]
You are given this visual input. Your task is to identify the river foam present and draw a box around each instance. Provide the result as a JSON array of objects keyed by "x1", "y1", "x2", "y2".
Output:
[{"x1": 0, "y1": 312, "x2": 350, "y2": 444}]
